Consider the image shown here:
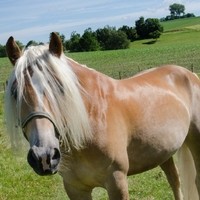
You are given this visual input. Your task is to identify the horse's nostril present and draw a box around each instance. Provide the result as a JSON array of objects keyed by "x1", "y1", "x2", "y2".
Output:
[
  {"x1": 46, "y1": 154, "x2": 51, "y2": 165},
  {"x1": 27, "y1": 148, "x2": 38, "y2": 169},
  {"x1": 52, "y1": 148, "x2": 60, "y2": 160}
]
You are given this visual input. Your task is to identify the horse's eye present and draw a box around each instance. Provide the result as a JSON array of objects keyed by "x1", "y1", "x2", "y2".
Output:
[{"x1": 11, "y1": 88, "x2": 17, "y2": 99}]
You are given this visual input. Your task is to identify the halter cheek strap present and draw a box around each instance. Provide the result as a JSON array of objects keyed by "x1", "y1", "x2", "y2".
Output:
[{"x1": 21, "y1": 111, "x2": 59, "y2": 140}]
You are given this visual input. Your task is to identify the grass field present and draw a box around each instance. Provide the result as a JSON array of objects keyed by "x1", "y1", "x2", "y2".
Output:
[
  {"x1": 161, "y1": 16, "x2": 200, "y2": 32},
  {"x1": 0, "y1": 17, "x2": 200, "y2": 199}
]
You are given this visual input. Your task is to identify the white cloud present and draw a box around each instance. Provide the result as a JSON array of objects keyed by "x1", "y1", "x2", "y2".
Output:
[{"x1": 185, "y1": 1, "x2": 200, "y2": 13}]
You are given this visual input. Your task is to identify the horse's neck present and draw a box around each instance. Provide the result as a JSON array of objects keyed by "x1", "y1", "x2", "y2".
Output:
[
  {"x1": 66, "y1": 57, "x2": 115, "y2": 109},
  {"x1": 67, "y1": 57, "x2": 113, "y2": 92}
]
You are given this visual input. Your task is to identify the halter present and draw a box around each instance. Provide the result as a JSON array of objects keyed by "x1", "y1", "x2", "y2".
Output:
[{"x1": 21, "y1": 111, "x2": 59, "y2": 140}]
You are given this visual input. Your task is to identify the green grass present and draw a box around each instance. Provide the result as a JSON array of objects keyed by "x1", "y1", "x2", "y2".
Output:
[
  {"x1": 1, "y1": 17, "x2": 200, "y2": 199},
  {"x1": 161, "y1": 16, "x2": 200, "y2": 32},
  {"x1": 68, "y1": 30, "x2": 200, "y2": 79}
]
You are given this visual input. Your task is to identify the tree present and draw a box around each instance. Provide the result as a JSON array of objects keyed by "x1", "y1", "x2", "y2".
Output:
[
  {"x1": 96, "y1": 26, "x2": 112, "y2": 50},
  {"x1": 135, "y1": 17, "x2": 146, "y2": 39},
  {"x1": 96, "y1": 26, "x2": 130, "y2": 50},
  {"x1": 0, "y1": 44, "x2": 6, "y2": 57},
  {"x1": 66, "y1": 32, "x2": 81, "y2": 52},
  {"x1": 148, "y1": 30, "x2": 161, "y2": 40},
  {"x1": 145, "y1": 18, "x2": 163, "y2": 39},
  {"x1": 79, "y1": 28, "x2": 100, "y2": 51},
  {"x1": 184, "y1": 13, "x2": 195, "y2": 18},
  {"x1": 162, "y1": 3, "x2": 195, "y2": 21},
  {"x1": 106, "y1": 30, "x2": 130, "y2": 50},
  {"x1": 169, "y1": 3, "x2": 185, "y2": 18},
  {"x1": 118, "y1": 25, "x2": 137, "y2": 41},
  {"x1": 135, "y1": 17, "x2": 163, "y2": 40}
]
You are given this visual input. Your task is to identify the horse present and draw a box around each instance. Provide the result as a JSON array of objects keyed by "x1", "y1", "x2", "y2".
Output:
[{"x1": 5, "y1": 32, "x2": 200, "y2": 200}]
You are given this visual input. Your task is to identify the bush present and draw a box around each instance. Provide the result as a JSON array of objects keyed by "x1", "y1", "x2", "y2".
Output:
[
  {"x1": 65, "y1": 32, "x2": 81, "y2": 52},
  {"x1": 0, "y1": 45, "x2": 6, "y2": 57},
  {"x1": 79, "y1": 28, "x2": 100, "y2": 51},
  {"x1": 135, "y1": 17, "x2": 163, "y2": 40},
  {"x1": 118, "y1": 26, "x2": 138, "y2": 41},
  {"x1": 104, "y1": 30, "x2": 130, "y2": 50},
  {"x1": 96, "y1": 26, "x2": 130, "y2": 50}
]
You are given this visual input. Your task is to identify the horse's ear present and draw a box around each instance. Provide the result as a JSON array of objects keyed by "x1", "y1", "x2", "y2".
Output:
[
  {"x1": 6, "y1": 36, "x2": 22, "y2": 66},
  {"x1": 49, "y1": 32, "x2": 63, "y2": 57}
]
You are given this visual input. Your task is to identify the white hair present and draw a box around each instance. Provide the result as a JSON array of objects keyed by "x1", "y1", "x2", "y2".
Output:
[{"x1": 5, "y1": 45, "x2": 92, "y2": 150}]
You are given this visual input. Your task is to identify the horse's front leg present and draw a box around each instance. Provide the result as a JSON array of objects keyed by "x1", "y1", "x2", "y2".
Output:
[
  {"x1": 63, "y1": 181, "x2": 92, "y2": 200},
  {"x1": 105, "y1": 170, "x2": 129, "y2": 200}
]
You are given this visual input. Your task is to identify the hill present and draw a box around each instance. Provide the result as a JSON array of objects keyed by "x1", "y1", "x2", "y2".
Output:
[{"x1": 161, "y1": 16, "x2": 200, "y2": 32}]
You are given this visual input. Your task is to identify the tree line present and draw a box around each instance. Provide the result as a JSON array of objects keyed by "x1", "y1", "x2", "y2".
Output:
[
  {"x1": 160, "y1": 3, "x2": 195, "y2": 21},
  {"x1": 65, "y1": 17, "x2": 163, "y2": 52},
  {"x1": 0, "y1": 17, "x2": 163, "y2": 56}
]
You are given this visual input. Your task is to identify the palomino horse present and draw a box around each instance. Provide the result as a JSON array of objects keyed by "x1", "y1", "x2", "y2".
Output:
[{"x1": 5, "y1": 32, "x2": 200, "y2": 200}]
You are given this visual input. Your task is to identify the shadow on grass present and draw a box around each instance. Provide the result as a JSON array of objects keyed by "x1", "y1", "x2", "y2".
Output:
[{"x1": 143, "y1": 40, "x2": 157, "y2": 45}]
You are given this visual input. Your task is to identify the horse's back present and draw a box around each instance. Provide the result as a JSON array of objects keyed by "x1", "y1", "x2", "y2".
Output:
[{"x1": 112, "y1": 65, "x2": 199, "y2": 174}]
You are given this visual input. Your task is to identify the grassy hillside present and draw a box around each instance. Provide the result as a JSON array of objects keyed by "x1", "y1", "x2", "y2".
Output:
[
  {"x1": 0, "y1": 17, "x2": 200, "y2": 199},
  {"x1": 68, "y1": 30, "x2": 200, "y2": 79},
  {"x1": 161, "y1": 16, "x2": 200, "y2": 32}
]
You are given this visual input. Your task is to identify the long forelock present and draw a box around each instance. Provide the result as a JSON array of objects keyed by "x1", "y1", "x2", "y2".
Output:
[{"x1": 5, "y1": 45, "x2": 92, "y2": 150}]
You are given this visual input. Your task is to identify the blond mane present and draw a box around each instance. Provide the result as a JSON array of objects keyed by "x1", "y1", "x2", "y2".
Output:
[{"x1": 5, "y1": 45, "x2": 92, "y2": 150}]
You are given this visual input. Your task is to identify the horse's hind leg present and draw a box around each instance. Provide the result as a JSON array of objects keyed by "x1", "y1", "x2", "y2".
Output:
[
  {"x1": 185, "y1": 126, "x2": 200, "y2": 199},
  {"x1": 177, "y1": 143, "x2": 198, "y2": 200},
  {"x1": 160, "y1": 157, "x2": 183, "y2": 200}
]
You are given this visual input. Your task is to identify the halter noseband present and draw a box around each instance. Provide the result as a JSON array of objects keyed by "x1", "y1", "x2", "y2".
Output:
[{"x1": 21, "y1": 111, "x2": 59, "y2": 140}]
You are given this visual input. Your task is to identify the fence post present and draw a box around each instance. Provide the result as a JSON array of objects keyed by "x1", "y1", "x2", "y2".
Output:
[
  {"x1": 119, "y1": 71, "x2": 122, "y2": 80},
  {"x1": 191, "y1": 64, "x2": 194, "y2": 72}
]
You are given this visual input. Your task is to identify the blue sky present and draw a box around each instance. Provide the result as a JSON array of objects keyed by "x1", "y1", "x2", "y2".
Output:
[{"x1": 1, "y1": 0, "x2": 200, "y2": 44}]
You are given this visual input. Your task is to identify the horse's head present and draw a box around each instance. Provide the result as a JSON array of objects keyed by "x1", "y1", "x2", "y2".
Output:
[{"x1": 5, "y1": 33, "x2": 63, "y2": 176}]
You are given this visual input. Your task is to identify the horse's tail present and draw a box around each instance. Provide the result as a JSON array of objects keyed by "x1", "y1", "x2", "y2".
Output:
[{"x1": 176, "y1": 143, "x2": 198, "y2": 200}]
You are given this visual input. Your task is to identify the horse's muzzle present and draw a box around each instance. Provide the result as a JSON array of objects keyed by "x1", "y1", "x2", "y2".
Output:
[{"x1": 27, "y1": 146, "x2": 60, "y2": 176}]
